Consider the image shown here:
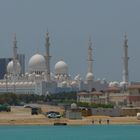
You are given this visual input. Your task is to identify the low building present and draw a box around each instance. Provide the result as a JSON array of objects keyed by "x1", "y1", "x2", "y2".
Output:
[
  {"x1": 65, "y1": 110, "x2": 82, "y2": 119},
  {"x1": 65, "y1": 103, "x2": 82, "y2": 119},
  {"x1": 77, "y1": 91, "x2": 106, "y2": 104},
  {"x1": 77, "y1": 84, "x2": 140, "y2": 108},
  {"x1": 106, "y1": 85, "x2": 140, "y2": 107},
  {"x1": 91, "y1": 108, "x2": 121, "y2": 117},
  {"x1": 120, "y1": 107, "x2": 140, "y2": 116}
]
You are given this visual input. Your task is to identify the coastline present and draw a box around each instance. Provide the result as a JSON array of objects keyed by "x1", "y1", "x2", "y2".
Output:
[{"x1": 0, "y1": 106, "x2": 140, "y2": 126}]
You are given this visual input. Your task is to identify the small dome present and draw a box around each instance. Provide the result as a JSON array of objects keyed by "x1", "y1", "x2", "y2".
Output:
[
  {"x1": 28, "y1": 53, "x2": 46, "y2": 73},
  {"x1": 71, "y1": 81, "x2": 77, "y2": 87},
  {"x1": 74, "y1": 74, "x2": 81, "y2": 81},
  {"x1": 7, "y1": 60, "x2": 21, "y2": 74},
  {"x1": 137, "y1": 113, "x2": 140, "y2": 117},
  {"x1": 71, "y1": 103, "x2": 77, "y2": 109},
  {"x1": 120, "y1": 81, "x2": 128, "y2": 88},
  {"x1": 61, "y1": 81, "x2": 67, "y2": 87},
  {"x1": 86, "y1": 72, "x2": 94, "y2": 81},
  {"x1": 109, "y1": 82, "x2": 113, "y2": 87},
  {"x1": 55, "y1": 60, "x2": 68, "y2": 75},
  {"x1": 109, "y1": 81, "x2": 119, "y2": 87}
]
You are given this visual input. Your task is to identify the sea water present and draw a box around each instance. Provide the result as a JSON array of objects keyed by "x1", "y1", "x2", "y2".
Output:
[{"x1": 0, "y1": 125, "x2": 139, "y2": 140}]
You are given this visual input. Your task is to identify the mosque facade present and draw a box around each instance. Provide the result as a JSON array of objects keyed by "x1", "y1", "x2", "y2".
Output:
[{"x1": 0, "y1": 33, "x2": 108, "y2": 95}]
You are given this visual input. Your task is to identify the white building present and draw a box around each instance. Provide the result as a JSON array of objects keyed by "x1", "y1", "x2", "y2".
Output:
[{"x1": 0, "y1": 33, "x2": 108, "y2": 95}]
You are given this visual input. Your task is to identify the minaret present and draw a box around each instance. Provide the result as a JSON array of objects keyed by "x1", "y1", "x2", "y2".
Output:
[
  {"x1": 86, "y1": 37, "x2": 94, "y2": 91},
  {"x1": 12, "y1": 34, "x2": 18, "y2": 92},
  {"x1": 122, "y1": 34, "x2": 129, "y2": 83},
  {"x1": 45, "y1": 32, "x2": 51, "y2": 81},
  {"x1": 13, "y1": 33, "x2": 18, "y2": 61},
  {"x1": 87, "y1": 37, "x2": 93, "y2": 74},
  {"x1": 13, "y1": 33, "x2": 18, "y2": 79}
]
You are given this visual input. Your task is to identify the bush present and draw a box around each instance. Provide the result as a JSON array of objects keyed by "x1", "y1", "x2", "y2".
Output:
[{"x1": 77, "y1": 102, "x2": 113, "y2": 108}]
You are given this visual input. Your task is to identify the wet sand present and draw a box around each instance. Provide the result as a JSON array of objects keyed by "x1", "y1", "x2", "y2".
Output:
[{"x1": 0, "y1": 106, "x2": 140, "y2": 125}]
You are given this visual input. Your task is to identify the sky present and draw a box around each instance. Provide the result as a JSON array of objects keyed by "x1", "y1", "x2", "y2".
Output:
[{"x1": 0, "y1": 0, "x2": 140, "y2": 82}]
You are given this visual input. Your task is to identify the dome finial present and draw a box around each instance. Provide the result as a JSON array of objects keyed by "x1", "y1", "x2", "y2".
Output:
[
  {"x1": 36, "y1": 45, "x2": 39, "y2": 53},
  {"x1": 35, "y1": 36, "x2": 40, "y2": 54}
]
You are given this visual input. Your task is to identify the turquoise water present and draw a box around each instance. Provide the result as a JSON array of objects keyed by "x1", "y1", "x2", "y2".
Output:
[{"x1": 0, "y1": 125, "x2": 140, "y2": 140}]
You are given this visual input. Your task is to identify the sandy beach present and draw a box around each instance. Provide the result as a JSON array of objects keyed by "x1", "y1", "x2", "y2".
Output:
[{"x1": 0, "y1": 105, "x2": 140, "y2": 125}]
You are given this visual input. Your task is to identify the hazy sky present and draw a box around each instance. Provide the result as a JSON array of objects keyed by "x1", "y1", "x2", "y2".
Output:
[{"x1": 0, "y1": 0, "x2": 140, "y2": 82}]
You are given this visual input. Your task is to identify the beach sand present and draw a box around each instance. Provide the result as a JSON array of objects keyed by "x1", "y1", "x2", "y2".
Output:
[{"x1": 0, "y1": 105, "x2": 140, "y2": 125}]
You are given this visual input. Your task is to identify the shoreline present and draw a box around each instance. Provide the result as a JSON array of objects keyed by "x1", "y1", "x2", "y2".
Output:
[
  {"x1": 0, "y1": 116, "x2": 139, "y2": 126},
  {"x1": 0, "y1": 106, "x2": 140, "y2": 126}
]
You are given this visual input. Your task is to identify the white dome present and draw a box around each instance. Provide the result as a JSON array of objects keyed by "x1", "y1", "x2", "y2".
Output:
[
  {"x1": 109, "y1": 82, "x2": 113, "y2": 87},
  {"x1": 71, "y1": 103, "x2": 77, "y2": 109},
  {"x1": 120, "y1": 81, "x2": 128, "y2": 87},
  {"x1": 86, "y1": 72, "x2": 94, "y2": 81},
  {"x1": 109, "y1": 81, "x2": 119, "y2": 87},
  {"x1": 137, "y1": 113, "x2": 140, "y2": 118},
  {"x1": 74, "y1": 74, "x2": 81, "y2": 81},
  {"x1": 55, "y1": 60, "x2": 68, "y2": 75},
  {"x1": 7, "y1": 60, "x2": 21, "y2": 74},
  {"x1": 61, "y1": 81, "x2": 67, "y2": 87},
  {"x1": 28, "y1": 53, "x2": 46, "y2": 73},
  {"x1": 71, "y1": 81, "x2": 77, "y2": 87}
]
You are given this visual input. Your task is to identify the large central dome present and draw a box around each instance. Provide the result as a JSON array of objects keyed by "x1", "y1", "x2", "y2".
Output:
[{"x1": 28, "y1": 53, "x2": 46, "y2": 73}]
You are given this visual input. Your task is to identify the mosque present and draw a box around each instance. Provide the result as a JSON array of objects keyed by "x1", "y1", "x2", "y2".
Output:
[{"x1": 0, "y1": 33, "x2": 108, "y2": 95}]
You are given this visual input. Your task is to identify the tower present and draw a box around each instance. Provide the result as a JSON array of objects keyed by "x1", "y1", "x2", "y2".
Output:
[
  {"x1": 12, "y1": 34, "x2": 19, "y2": 93},
  {"x1": 6, "y1": 34, "x2": 21, "y2": 87},
  {"x1": 87, "y1": 37, "x2": 93, "y2": 74},
  {"x1": 122, "y1": 34, "x2": 129, "y2": 83},
  {"x1": 13, "y1": 34, "x2": 18, "y2": 80},
  {"x1": 45, "y1": 32, "x2": 51, "y2": 81},
  {"x1": 13, "y1": 33, "x2": 18, "y2": 62},
  {"x1": 86, "y1": 37, "x2": 94, "y2": 91}
]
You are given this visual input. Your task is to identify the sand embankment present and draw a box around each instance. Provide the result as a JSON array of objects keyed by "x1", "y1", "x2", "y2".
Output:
[{"x1": 0, "y1": 105, "x2": 140, "y2": 125}]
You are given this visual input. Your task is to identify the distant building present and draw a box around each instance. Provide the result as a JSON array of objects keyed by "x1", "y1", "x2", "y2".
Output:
[
  {"x1": 0, "y1": 53, "x2": 25, "y2": 79},
  {"x1": 77, "y1": 84, "x2": 140, "y2": 107},
  {"x1": 77, "y1": 91, "x2": 106, "y2": 104},
  {"x1": 65, "y1": 103, "x2": 82, "y2": 119},
  {"x1": 17, "y1": 53, "x2": 25, "y2": 74},
  {"x1": 105, "y1": 84, "x2": 140, "y2": 107},
  {"x1": 0, "y1": 58, "x2": 12, "y2": 79}
]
